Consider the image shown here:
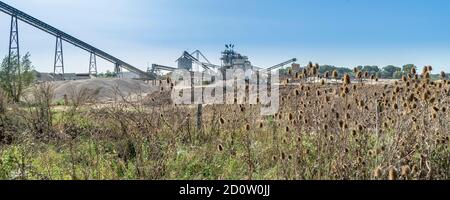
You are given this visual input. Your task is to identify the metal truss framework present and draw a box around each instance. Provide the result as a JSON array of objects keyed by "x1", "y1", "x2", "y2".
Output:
[
  {"x1": 54, "y1": 36, "x2": 64, "y2": 76},
  {"x1": 0, "y1": 1, "x2": 151, "y2": 79},
  {"x1": 89, "y1": 52, "x2": 97, "y2": 76}
]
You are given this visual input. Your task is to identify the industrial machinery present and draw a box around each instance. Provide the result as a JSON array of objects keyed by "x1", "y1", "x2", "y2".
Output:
[
  {"x1": 149, "y1": 64, "x2": 178, "y2": 76},
  {"x1": 220, "y1": 44, "x2": 253, "y2": 72},
  {"x1": 151, "y1": 45, "x2": 298, "y2": 81},
  {"x1": 151, "y1": 50, "x2": 219, "y2": 78},
  {"x1": 180, "y1": 51, "x2": 212, "y2": 71},
  {"x1": 0, "y1": 1, "x2": 152, "y2": 79}
]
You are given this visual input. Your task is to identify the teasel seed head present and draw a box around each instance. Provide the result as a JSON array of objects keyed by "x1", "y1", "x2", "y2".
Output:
[
  {"x1": 339, "y1": 120, "x2": 344, "y2": 129},
  {"x1": 422, "y1": 91, "x2": 429, "y2": 101},
  {"x1": 388, "y1": 166, "x2": 398, "y2": 180},
  {"x1": 288, "y1": 155, "x2": 293, "y2": 161},
  {"x1": 344, "y1": 87, "x2": 350, "y2": 94},
  {"x1": 343, "y1": 123, "x2": 348, "y2": 129},
  {"x1": 440, "y1": 71, "x2": 447, "y2": 80},
  {"x1": 393, "y1": 103, "x2": 398, "y2": 110},
  {"x1": 332, "y1": 70, "x2": 338, "y2": 79},
  {"x1": 364, "y1": 71, "x2": 369, "y2": 78},
  {"x1": 411, "y1": 67, "x2": 417, "y2": 75},
  {"x1": 343, "y1": 74, "x2": 351, "y2": 85},
  {"x1": 358, "y1": 100, "x2": 365, "y2": 107},
  {"x1": 401, "y1": 165, "x2": 411, "y2": 177},
  {"x1": 358, "y1": 125, "x2": 363, "y2": 132},
  {"x1": 281, "y1": 152, "x2": 286, "y2": 160},
  {"x1": 352, "y1": 130, "x2": 357, "y2": 137},
  {"x1": 373, "y1": 166, "x2": 383, "y2": 179},
  {"x1": 432, "y1": 106, "x2": 439, "y2": 112},
  {"x1": 402, "y1": 76, "x2": 407, "y2": 82},
  {"x1": 432, "y1": 113, "x2": 437, "y2": 119}
]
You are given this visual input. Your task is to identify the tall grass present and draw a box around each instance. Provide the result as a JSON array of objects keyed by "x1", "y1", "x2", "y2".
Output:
[{"x1": 0, "y1": 68, "x2": 448, "y2": 180}]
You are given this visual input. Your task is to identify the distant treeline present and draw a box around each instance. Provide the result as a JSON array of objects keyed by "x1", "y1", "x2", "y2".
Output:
[
  {"x1": 98, "y1": 65, "x2": 448, "y2": 80},
  {"x1": 281, "y1": 64, "x2": 448, "y2": 80}
]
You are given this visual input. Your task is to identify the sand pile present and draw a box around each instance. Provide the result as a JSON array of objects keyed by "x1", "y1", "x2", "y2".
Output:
[{"x1": 50, "y1": 78, "x2": 159, "y2": 102}]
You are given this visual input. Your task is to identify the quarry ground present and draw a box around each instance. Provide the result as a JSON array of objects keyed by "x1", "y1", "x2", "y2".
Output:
[{"x1": 25, "y1": 78, "x2": 400, "y2": 106}]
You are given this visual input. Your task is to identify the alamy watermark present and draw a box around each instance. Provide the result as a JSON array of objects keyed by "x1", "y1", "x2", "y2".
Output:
[{"x1": 170, "y1": 69, "x2": 279, "y2": 115}]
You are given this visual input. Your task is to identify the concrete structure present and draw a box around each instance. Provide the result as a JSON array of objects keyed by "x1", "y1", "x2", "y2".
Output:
[{"x1": 33, "y1": 71, "x2": 91, "y2": 82}]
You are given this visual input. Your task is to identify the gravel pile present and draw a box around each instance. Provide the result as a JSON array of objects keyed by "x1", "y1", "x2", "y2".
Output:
[{"x1": 50, "y1": 78, "x2": 159, "y2": 102}]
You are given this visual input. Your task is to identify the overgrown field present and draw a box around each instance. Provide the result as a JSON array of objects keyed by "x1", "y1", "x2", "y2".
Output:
[{"x1": 0, "y1": 74, "x2": 449, "y2": 180}]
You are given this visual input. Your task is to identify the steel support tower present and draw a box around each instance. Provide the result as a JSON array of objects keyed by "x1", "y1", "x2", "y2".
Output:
[
  {"x1": 89, "y1": 52, "x2": 97, "y2": 76},
  {"x1": 53, "y1": 36, "x2": 64, "y2": 78},
  {"x1": 7, "y1": 14, "x2": 20, "y2": 96},
  {"x1": 0, "y1": 1, "x2": 152, "y2": 79}
]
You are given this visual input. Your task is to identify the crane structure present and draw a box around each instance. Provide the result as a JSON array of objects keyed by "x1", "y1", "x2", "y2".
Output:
[
  {"x1": 153, "y1": 46, "x2": 299, "y2": 81},
  {"x1": 0, "y1": 1, "x2": 151, "y2": 79}
]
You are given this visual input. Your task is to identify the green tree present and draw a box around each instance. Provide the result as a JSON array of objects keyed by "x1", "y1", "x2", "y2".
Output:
[
  {"x1": 382, "y1": 65, "x2": 401, "y2": 78},
  {"x1": 98, "y1": 70, "x2": 117, "y2": 78},
  {"x1": 0, "y1": 52, "x2": 35, "y2": 102},
  {"x1": 393, "y1": 70, "x2": 403, "y2": 79},
  {"x1": 318, "y1": 65, "x2": 352, "y2": 78},
  {"x1": 361, "y1": 65, "x2": 380, "y2": 75},
  {"x1": 402, "y1": 64, "x2": 416, "y2": 74},
  {"x1": 278, "y1": 67, "x2": 291, "y2": 75}
]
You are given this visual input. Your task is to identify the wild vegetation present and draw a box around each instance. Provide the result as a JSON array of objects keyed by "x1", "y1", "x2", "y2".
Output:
[
  {"x1": 0, "y1": 53, "x2": 35, "y2": 103},
  {"x1": 0, "y1": 60, "x2": 448, "y2": 180}
]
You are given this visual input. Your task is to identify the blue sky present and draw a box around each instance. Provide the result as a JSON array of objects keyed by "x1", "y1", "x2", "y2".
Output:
[{"x1": 1, "y1": 0, "x2": 450, "y2": 73}]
